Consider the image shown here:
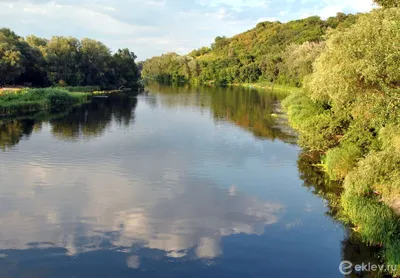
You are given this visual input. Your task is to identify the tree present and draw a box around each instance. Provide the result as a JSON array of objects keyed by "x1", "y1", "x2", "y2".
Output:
[
  {"x1": 45, "y1": 36, "x2": 82, "y2": 86},
  {"x1": 110, "y1": 48, "x2": 140, "y2": 88},
  {"x1": 0, "y1": 29, "x2": 26, "y2": 85},
  {"x1": 374, "y1": 0, "x2": 399, "y2": 7},
  {"x1": 279, "y1": 41, "x2": 325, "y2": 86},
  {"x1": 79, "y1": 38, "x2": 111, "y2": 87}
]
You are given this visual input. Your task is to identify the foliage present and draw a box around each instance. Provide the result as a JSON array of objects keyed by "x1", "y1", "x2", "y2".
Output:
[
  {"x1": 324, "y1": 144, "x2": 362, "y2": 180},
  {"x1": 0, "y1": 88, "x2": 90, "y2": 116},
  {"x1": 0, "y1": 29, "x2": 140, "y2": 89},
  {"x1": 142, "y1": 13, "x2": 357, "y2": 86},
  {"x1": 283, "y1": 7, "x2": 400, "y2": 274},
  {"x1": 286, "y1": 7, "x2": 400, "y2": 156},
  {"x1": 374, "y1": 0, "x2": 399, "y2": 8},
  {"x1": 278, "y1": 42, "x2": 325, "y2": 86}
]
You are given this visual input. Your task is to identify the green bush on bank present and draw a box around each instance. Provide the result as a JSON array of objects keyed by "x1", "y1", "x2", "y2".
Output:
[
  {"x1": 282, "y1": 92, "x2": 341, "y2": 151},
  {"x1": 0, "y1": 88, "x2": 90, "y2": 116},
  {"x1": 324, "y1": 143, "x2": 362, "y2": 180},
  {"x1": 345, "y1": 149, "x2": 400, "y2": 207},
  {"x1": 341, "y1": 193, "x2": 400, "y2": 246},
  {"x1": 341, "y1": 191, "x2": 400, "y2": 276}
]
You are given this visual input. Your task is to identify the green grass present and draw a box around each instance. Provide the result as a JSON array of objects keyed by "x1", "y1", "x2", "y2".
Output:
[
  {"x1": 54, "y1": 86, "x2": 100, "y2": 93},
  {"x1": 0, "y1": 88, "x2": 90, "y2": 116}
]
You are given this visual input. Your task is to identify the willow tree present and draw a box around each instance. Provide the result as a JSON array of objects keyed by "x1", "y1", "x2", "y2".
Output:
[
  {"x1": 307, "y1": 7, "x2": 400, "y2": 128},
  {"x1": 374, "y1": 0, "x2": 399, "y2": 8}
]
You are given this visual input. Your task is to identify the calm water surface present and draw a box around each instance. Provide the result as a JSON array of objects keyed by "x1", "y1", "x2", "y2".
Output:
[{"x1": 0, "y1": 84, "x2": 376, "y2": 277}]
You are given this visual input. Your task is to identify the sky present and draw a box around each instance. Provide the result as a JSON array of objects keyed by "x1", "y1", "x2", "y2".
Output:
[{"x1": 0, "y1": 0, "x2": 374, "y2": 60}]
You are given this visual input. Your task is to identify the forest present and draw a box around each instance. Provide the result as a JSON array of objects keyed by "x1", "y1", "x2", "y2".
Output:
[
  {"x1": 0, "y1": 29, "x2": 140, "y2": 89},
  {"x1": 144, "y1": 0, "x2": 400, "y2": 275},
  {"x1": 141, "y1": 13, "x2": 357, "y2": 86}
]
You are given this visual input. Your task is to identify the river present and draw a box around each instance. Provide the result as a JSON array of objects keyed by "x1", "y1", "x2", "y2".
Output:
[{"x1": 0, "y1": 84, "x2": 379, "y2": 277}]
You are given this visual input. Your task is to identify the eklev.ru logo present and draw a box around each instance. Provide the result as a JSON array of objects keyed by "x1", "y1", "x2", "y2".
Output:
[{"x1": 339, "y1": 260, "x2": 398, "y2": 275}]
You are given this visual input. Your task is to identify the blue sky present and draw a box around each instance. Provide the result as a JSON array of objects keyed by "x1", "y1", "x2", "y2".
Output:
[{"x1": 0, "y1": 0, "x2": 374, "y2": 60}]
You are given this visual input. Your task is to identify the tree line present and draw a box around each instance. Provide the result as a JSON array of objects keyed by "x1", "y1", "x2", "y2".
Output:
[
  {"x1": 0, "y1": 29, "x2": 140, "y2": 89},
  {"x1": 141, "y1": 13, "x2": 357, "y2": 86}
]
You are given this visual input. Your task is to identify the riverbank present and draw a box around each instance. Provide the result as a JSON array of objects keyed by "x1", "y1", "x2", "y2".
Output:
[
  {"x1": 0, "y1": 88, "x2": 91, "y2": 117},
  {"x1": 144, "y1": 78, "x2": 301, "y2": 95},
  {"x1": 234, "y1": 81, "x2": 302, "y2": 94},
  {"x1": 282, "y1": 90, "x2": 400, "y2": 276},
  {"x1": 0, "y1": 84, "x2": 144, "y2": 117}
]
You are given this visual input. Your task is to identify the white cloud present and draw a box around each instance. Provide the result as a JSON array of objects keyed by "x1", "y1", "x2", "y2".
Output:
[
  {"x1": 198, "y1": 0, "x2": 269, "y2": 11},
  {"x1": 0, "y1": 161, "x2": 283, "y2": 260}
]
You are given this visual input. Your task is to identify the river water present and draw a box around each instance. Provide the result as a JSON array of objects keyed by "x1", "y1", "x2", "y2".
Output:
[{"x1": 0, "y1": 84, "x2": 378, "y2": 277}]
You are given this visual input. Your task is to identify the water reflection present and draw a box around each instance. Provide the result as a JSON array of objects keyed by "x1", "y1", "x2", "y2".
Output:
[
  {"x1": 0, "y1": 93, "x2": 138, "y2": 149},
  {"x1": 0, "y1": 119, "x2": 36, "y2": 150},
  {"x1": 297, "y1": 151, "x2": 385, "y2": 277},
  {"x1": 0, "y1": 87, "x2": 288, "y2": 276},
  {"x1": 146, "y1": 83, "x2": 296, "y2": 143},
  {"x1": 51, "y1": 94, "x2": 138, "y2": 141},
  {"x1": 0, "y1": 85, "x2": 382, "y2": 277},
  {"x1": 0, "y1": 163, "x2": 282, "y2": 259}
]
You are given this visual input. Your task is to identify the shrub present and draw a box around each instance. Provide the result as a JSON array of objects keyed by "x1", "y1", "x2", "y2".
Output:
[
  {"x1": 45, "y1": 90, "x2": 75, "y2": 112},
  {"x1": 0, "y1": 88, "x2": 90, "y2": 116},
  {"x1": 341, "y1": 193, "x2": 400, "y2": 245},
  {"x1": 325, "y1": 143, "x2": 362, "y2": 180}
]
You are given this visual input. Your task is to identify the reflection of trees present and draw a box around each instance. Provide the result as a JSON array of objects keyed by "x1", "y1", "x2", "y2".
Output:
[
  {"x1": 297, "y1": 151, "x2": 385, "y2": 277},
  {"x1": 50, "y1": 93, "x2": 138, "y2": 140},
  {"x1": 209, "y1": 86, "x2": 294, "y2": 142},
  {"x1": 146, "y1": 83, "x2": 296, "y2": 143},
  {"x1": 0, "y1": 93, "x2": 139, "y2": 147},
  {"x1": 0, "y1": 119, "x2": 36, "y2": 150},
  {"x1": 341, "y1": 234, "x2": 382, "y2": 278},
  {"x1": 145, "y1": 83, "x2": 210, "y2": 109},
  {"x1": 297, "y1": 151, "x2": 342, "y2": 218}
]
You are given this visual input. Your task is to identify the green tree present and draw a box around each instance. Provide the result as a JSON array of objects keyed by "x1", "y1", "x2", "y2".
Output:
[
  {"x1": 0, "y1": 29, "x2": 26, "y2": 84},
  {"x1": 110, "y1": 48, "x2": 140, "y2": 88},
  {"x1": 79, "y1": 38, "x2": 111, "y2": 87},
  {"x1": 374, "y1": 0, "x2": 399, "y2": 7},
  {"x1": 45, "y1": 36, "x2": 82, "y2": 86}
]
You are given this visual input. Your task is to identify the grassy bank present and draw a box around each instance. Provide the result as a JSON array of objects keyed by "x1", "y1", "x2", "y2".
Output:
[
  {"x1": 54, "y1": 86, "x2": 100, "y2": 93},
  {"x1": 0, "y1": 88, "x2": 90, "y2": 116},
  {"x1": 236, "y1": 81, "x2": 302, "y2": 94}
]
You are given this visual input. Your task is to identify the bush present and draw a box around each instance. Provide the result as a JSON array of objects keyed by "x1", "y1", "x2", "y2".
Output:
[
  {"x1": 0, "y1": 88, "x2": 90, "y2": 116},
  {"x1": 45, "y1": 90, "x2": 75, "y2": 112},
  {"x1": 283, "y1": 92, "x2": 341, "y2": 150},
  {"x1": 345, "y1": 149, "x2": 400, "y2": 204},
  {"x1": 341, "y1": 193, "x2": 400, "y2": 245},
  {"x1": 341, "y1": 192, "x2": 400, "y2": 275},
  {"x1": 325, "y1": 143, "x2": 362, "y2": 180}
]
